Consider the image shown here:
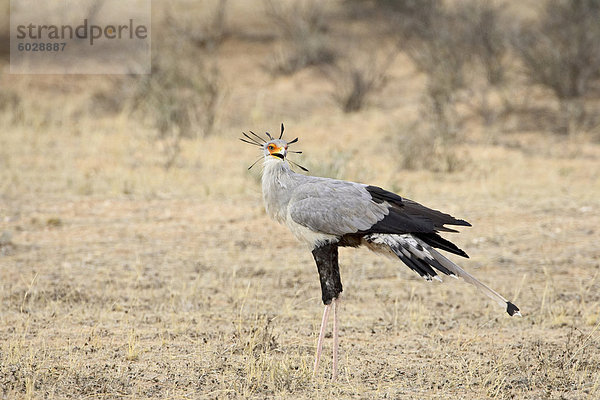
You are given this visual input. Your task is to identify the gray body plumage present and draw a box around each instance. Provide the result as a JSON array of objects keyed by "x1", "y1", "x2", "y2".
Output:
[
  {"x1": 259, "y1": 145, "x2": 520, "y2": 317},
  {"x1": 262, "y1": 156, "x2": 388, "y2": 245}
]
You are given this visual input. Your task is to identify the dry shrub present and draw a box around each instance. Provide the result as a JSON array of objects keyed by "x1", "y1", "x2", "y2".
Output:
[
  {"x1": 512, "y1": 0, "x2": 600, "y2": 134},
  {"x1": 0, "y1": 0, "x2": 8, "y2": 61},
  {"x1": 326, "y1": 52, "x2": 393, "y2": 113},
  {"x1": 140, "y1": 1, "x2": 226, "y2": 141},
  {"x1": 459, "y1": 1, "x2": 511, "y2": 128},
  {"x1": 401, "y1": 5, "x2": 473, "y2": 140},
  {"x1": 166, "y1": 0, "x2": 229, "y2": 52},
  {"x1": 365, "y1": 0, "x2": 508, "y2": 87},
  {"x1": 464, "y1": 2, "x2": 508, "y2": 87},
  {"x1": 132, "y1": 56, "x2": 220, "y2": 168},
  {"x1": 349, "y1": 1, "x2": 510, "y2": 126},
  {"x1": 0, "y1": 231, "x2": 15, "y2": 256},
  {"x1": 88, "y1": 84, "x2": 131, "y2": 116},
  {"x1": 385, "y1": 0, "x2": 441, "y2": 38},
  {"x1": 134, "y1": 57, "x2": 220, "y2": 139},
  {"x1": 0, "y1": 68, "x2": 23, "y2": 125},
  {"x1": 364, "y1": 2, "x2": 473, "y2": 172},
  {"x1": 344, "y1": 0, "x2": 441, "y2": 35},
  {"x1": 83, "y1": 2, "x2": 227, "y2": 169},
  {"x1": 264, "y1": 0, "x2": 335, "y2": 75},
  {"x1": 396, "y1": 121, "x2": 464, "y2": 173},
  {"x1": 0, "y1": 89, "x2": 23, "y2": 125},
  {"x1": 392, "y1": 1, "x2": 512, "y2": 158}
]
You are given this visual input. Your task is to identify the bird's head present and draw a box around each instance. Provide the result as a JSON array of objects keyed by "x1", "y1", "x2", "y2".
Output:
[
  {"x1": 240, "y1": 123, "x2": 308, "y2": 171},
  {"x1": 264, "y1": 139, "x2": 288, "y2": 161}
]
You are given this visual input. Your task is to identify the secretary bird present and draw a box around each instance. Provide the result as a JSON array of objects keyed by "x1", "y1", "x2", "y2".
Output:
[{"x1": 241, "y1": 124, "x2": 520, "y2": 380}]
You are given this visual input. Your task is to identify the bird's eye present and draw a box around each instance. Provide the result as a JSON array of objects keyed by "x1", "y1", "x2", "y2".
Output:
[{"x1": 268, "y1": 145, "x2": 275, "y2": 151}]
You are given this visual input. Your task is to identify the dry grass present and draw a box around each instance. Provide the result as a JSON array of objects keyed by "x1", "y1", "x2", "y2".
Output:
[{"x1": 1, "y1": 1, "x2": 600, "y2": 399}]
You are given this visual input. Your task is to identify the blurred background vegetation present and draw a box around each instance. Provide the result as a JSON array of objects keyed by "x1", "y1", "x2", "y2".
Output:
[{"x1": 1, "y1": 0, "x2": 599, "y2": 180}]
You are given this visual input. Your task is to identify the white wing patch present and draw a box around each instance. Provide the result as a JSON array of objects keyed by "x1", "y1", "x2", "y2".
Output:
[
  {"x1": 365, "y1": 234, "x2": 450, "y2": 281},
  {"x1": 364, "y1": 233, "x2": 519, "y2": 316}
]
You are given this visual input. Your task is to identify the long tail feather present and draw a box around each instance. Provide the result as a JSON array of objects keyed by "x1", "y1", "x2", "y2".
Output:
[
  {"x1": 421, "y1": 241, "x2": 521, "y2": 317},
  {"x1": 364, "y1": 233, "x2": 521, "y2": 317}
]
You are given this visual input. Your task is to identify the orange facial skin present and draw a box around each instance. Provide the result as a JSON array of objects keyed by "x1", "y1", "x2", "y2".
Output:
[{"x1": 267, "y1": 143, "x2": 287, "y2": 158}]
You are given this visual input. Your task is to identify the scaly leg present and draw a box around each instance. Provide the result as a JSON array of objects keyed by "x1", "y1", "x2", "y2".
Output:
[
  {"x1": 332, "y1": 297, "x2": 339, "y2": 381},
  {"x1": 313, "y1": 302, "x2": 331, "y2": 377}
]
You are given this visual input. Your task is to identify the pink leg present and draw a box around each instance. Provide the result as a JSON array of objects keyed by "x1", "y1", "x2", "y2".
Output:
[
  {"x1": 313, "y1": 303, "x2": 331, "y2": 377},
  {"x1": 332, "y1": 298, "x2": 339, "y2": 381}
]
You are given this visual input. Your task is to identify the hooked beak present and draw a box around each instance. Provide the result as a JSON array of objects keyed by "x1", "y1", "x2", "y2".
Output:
[{"x1": 268, "y1": 145, "x2": 287, "y2": 160}]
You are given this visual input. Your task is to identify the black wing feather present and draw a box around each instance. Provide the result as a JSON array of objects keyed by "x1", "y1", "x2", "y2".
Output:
[
  {"x1": 361, "y1": 185, "x2": 470, "y2": 258},
  {"x1": 413, "y1": 232, "x2": 469, "y2": 258},
  {"x1": 366, "y1": 186, "x2": 471, "y2": 229}
]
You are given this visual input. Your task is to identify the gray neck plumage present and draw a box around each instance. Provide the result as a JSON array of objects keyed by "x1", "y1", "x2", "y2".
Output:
[{"x1": 261, "y1": 157, "x2": 296, "y2": 224}]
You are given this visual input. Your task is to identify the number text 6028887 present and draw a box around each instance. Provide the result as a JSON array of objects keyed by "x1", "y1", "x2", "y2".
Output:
[{"x1": 17, "y1": 42, "x2": 66, "y2": 51}]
